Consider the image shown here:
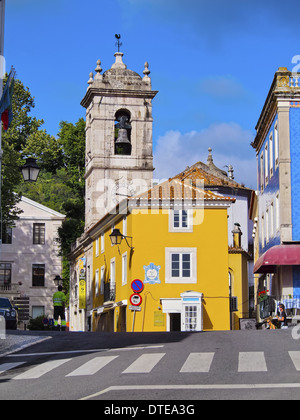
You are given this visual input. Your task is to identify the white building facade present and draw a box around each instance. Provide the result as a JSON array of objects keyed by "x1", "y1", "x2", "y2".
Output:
[{"x1": 0, "y1": 196, "x2": 65, "y2": 323}]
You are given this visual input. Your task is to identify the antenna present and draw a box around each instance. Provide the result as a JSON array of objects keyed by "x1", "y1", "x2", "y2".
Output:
[{"x1": 115, "y1": 34, "x2": 122, "y2": 52}]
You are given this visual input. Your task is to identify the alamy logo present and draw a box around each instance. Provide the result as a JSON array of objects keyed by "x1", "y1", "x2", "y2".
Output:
[
  {"x1": 93, "y1": 172, "x2": 206, "y2": 225},
  {"x1": 292, "y1": 323, "x2": 300, "y2": 340}
]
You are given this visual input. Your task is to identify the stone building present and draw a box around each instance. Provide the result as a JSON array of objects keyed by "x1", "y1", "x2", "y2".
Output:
[
  {"x1": 1, "y1": 196, "x2": 65, "y2": 324},
  {"x1": 81, "y1": 52, "x2": 158, "y2": 229}
]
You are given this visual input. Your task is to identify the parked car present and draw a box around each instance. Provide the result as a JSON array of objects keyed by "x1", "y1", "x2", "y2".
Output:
[{"x1": 0, "y1": 297, "x2": 18, "y2": 329}]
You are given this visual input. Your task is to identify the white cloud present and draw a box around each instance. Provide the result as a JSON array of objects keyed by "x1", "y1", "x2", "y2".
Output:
[
  {"x1": 153, "y1": 123, "x2": 257, "y2": 189},
  {"x1": 198, "y1": 75, "x2": 248, "y2": 101}
]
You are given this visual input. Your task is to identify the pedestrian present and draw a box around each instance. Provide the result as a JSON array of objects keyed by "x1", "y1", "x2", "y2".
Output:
[
  {"x1": 266, "y1": 316, "x2": 276, "y2": 329},
  {"x1": 277, "y1": 303, "x2": 288, "y2": 329},
  {"x1": 53, "y1": 285, "x2": 66, "y2": 331}
]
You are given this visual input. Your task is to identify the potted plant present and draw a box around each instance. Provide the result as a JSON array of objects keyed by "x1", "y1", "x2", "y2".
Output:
[{"x1": 258, "y1": 290, "x2": 269, "y2": 303}]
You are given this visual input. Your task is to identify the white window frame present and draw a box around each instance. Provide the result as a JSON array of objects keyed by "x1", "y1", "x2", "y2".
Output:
[
  {"x1": 165, "y1": 247, "x2": 197, "y2": 284},
  {"x1": 265, "y1": 142, "x2": 269, "y2": 185},
  {"x1": 95, "y1": 269, "x2": 99, "y2": 297},
  {"x1": 110, "y1": 257, "x2": 116, "y2": 286},
  {"x1": 101, "y1": 232, "x2": 104, "y2": 253},
  {"x1": 274, "y1": 121, "x2": 279, "y2": 168},
  {"x1": 100, "y1": 266, "x2": 105, "y2": 295},
  {"x1": 261, "y1": 214, "x2": 265, "y2": 248},
  {"x1": 123, "y1": 216, "x2": 127, "y2": 237},
  {"x1": 169, "y1": 209, "x2": 193, "y2": 232},
  {"x1": 270, "y1": 202, "x2": 274, "y2": 238},
  {"x1": 260, "y1": 153, "x2": 264, "y2": 191},
  {"x1": 266, "y1": 208, "x2": 269, "y2": 243},
  {"x1": 269, "y1": 132, "x2": 273, "y2": 177},
  {"x1": 111, "y1": 224, "x2": 115, "y2": 247},
  {"x1": 276, "y1": 193, "x2": 280, "y2": 231},
  {"x1": 95, "y1": 237, "x2": 99, "y2": 257},
  {"x1": 122, "y1": 252, "x2": 127, "y2": 286}
]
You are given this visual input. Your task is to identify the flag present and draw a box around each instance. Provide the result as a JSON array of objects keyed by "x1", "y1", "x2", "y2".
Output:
[{"x1": 0, "y1": 66, "x2": 15, "y2": 130}]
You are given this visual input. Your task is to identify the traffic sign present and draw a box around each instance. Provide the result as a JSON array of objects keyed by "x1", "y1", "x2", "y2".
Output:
[
  {"x1": 129, "y1": 305, "x2": 142, "y2": 311},
  {"x1": 130, "y1": 293, "x2": 143, "y2": 306},
  {"x1": 131, "y1": 279, "x2": 144, "y2": 293}
]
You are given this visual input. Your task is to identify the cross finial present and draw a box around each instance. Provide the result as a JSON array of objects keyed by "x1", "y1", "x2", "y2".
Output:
[{"x1": 115, "y1": 34, "x2": 122, "y2": 52}]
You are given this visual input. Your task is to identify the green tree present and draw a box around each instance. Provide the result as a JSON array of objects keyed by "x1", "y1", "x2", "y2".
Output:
[
  {"x1": 1, "y1": 74, "x2": 87, "y2": 294},
  {"x1": 56, "y1": 119, "x2": 86, "y2": 197},
  {"x1": 55, "y1": 119, "x2": 86, "y2": 285},
  {"x1": 19, "y1": 116, "x2": 86, "y2": 292},
  {"x1": 1, "y1": 76, "x2": 45, "y2": 228},
  {"x1": 22, "y1": 129, "x2": 64, "y2": 174}
]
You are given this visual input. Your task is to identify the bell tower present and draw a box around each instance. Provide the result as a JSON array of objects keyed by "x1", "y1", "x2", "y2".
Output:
[{"x1": 81, "y1": 50, "x2": 158, "y2": 229}]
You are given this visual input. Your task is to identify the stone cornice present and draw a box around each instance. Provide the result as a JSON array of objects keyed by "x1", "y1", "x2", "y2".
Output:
[{"x1": 81, "y1": 87, "x2": 158, "y2": 109}]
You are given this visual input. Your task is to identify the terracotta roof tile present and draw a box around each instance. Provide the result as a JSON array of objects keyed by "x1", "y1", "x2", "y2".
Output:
[
  {"x1": 135, "y1": 178, "x2": 235, "y2": 202},
  {"x1": 173, "y1": 162, "x2": 247, "y2": 189}
]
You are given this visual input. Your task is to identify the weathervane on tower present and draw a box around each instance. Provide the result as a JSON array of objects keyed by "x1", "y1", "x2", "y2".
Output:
[{"x1": 115, "y1": 34, "x2": 122, "y2": 52}]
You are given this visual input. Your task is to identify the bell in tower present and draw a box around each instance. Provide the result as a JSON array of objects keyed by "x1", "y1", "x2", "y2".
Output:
[{"x1": 115, "y1": 112, "x2": 132, "y2": 155}]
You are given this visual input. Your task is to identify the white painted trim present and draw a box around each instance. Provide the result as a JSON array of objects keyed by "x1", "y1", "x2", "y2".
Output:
[
  {"x1": 165, "y1": 247, "x2": 197, "y2": 284},
  {"x1": 21, "y1": 196, "x2": 65, "y2": 219},
  {"x1": 169, "y1": 209, "x2": 193, "y2": 232}
]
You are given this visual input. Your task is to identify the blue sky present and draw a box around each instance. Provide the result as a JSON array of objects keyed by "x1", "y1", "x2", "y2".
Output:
[{"x1": 4, "y1": 0, "x2": 300, "y2": 189}]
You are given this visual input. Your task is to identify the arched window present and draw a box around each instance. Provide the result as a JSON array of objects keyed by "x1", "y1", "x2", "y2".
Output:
[{"x1": 114, "y1": 109, "x2": 132, "y2": 155}]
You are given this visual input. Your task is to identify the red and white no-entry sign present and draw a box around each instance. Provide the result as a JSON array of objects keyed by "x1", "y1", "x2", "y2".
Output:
[{"x1": 130, "y1": 293, "x2": 142, "y2": 306}]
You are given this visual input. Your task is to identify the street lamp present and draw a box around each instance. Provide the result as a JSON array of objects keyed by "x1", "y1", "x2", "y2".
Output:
[
  {"x1": 54, "y1": 275, "x2": 63, "y2": 287},
  {"x1": 109, "y1": 228, "x2": 134, "y2": 250},
  {"x1": 109, "y1": 228, "x2": 123, "y2": 246},
  {"x1": 20, "y1": 158, "x2": 40, "y2": 182}
]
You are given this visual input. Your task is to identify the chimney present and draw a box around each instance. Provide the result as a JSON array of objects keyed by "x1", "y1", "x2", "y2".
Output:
[
  {"x1": 232, "y1": 223, "x2": 242, "y2": 248},
  {"x1": 227, "y1": 164, "x2": 234, "y2": 180}
]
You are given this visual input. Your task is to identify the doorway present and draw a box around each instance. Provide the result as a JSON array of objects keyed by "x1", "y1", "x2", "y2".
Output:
[
  {"x1": 181, "y1": 291, "x2": 203, "y2": 332},
  {"x1": 182, "y1": 305, "x2": 198, "y2": 331},
  {"x1": 118, "y1": 306, "x2": 126, "y2": 332},
  {"x1": 169, "y1": 313, "x2": 181, "y2": 331}
]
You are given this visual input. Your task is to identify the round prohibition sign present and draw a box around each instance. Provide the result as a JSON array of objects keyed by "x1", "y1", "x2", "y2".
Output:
[
  {"x1": 131, "y1": 279, "x2": 144, "y2": 293},
  {"x1": 130, "y1": 293, "x2": 143, "y2": 306}
]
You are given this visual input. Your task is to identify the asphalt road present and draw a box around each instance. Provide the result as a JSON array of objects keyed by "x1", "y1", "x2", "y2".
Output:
[{"x1": 1, "y1": 328, "x2": 300, "y2": 403}]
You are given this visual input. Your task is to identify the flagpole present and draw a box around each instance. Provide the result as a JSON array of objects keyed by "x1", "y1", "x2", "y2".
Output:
[{"x1": 0, "y1": 0, "x2": 5, "y2": 253}]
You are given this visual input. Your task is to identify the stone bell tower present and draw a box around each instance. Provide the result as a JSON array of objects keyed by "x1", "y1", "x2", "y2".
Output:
[{"x1": 81, "y1": 50, "x2": 158, "y2": 229}]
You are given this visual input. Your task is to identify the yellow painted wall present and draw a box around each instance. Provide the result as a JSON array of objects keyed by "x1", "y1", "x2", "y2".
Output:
[
  {"x1": 92, "y1": 206, "x2": 232, "y2": 332},
  {"x1": 69, "y1": 253, "x2": 87, "y2": 332},
  {"x1": 228, "y1": 251, "x2": 249, "y2": 329}
]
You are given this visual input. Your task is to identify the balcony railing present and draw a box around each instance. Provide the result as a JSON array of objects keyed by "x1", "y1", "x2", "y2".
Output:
[
  {"x1": 0, "y1": 283, "x2": 19, "y2": 293},
  {"x1": 104, "y1": 281, "x2": 116, "y2": 303}
]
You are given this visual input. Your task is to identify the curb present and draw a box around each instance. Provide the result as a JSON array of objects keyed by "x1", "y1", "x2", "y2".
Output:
[{"x1": 0, "y1": 336, "x2": 52, "y2": 358}]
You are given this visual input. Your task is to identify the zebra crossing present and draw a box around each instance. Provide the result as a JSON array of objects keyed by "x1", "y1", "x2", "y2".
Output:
[{"x1": 1, "y1": 350, "x2": 300, "y2": 379}]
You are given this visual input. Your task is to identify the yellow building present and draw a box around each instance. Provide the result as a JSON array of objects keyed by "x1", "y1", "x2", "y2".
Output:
[
  {"x1": 74, "y1": 178, "x2": 245, "y2": 333},
  {"x1": 228, "y1": 247, "x2": 251, "y2": 329},
  {"x1": 69, "y1": 251, "x2": 87, "y2": 332},
  {"x1": 69, "y1": 51, "x2": 252, "y2": 332}
]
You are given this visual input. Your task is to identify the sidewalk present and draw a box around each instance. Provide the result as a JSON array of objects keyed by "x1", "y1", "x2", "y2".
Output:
[
  {"x1": 0, "y1": 330, "x2": 52, "y2": 357},
  {"x1": 0, "y1": 329, "x2": 194, "y2": 357}
]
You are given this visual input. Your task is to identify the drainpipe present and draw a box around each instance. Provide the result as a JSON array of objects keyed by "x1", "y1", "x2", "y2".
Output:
[{"x1": 229, "y1": 272, "x2": 232, "y2": 330}]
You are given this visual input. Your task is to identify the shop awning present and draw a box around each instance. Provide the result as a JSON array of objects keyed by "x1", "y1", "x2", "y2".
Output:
[{"x1": 254, "y1": 244, "x2": 300, "y2": 274}]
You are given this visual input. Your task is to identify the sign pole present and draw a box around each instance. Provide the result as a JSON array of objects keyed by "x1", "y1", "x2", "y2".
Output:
[
  {"x1": 131, "y1": 310, "x2": 136, "y2": 332},
  {"x1": 130, "y1": 279, "x2": 143, "y2": 332},
  {"x1": 0, "y1": 0, "x2": 6, "y2": 258},
  {"x1": 141, "y1": 292, "x2": 148, "y2": 332}
]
